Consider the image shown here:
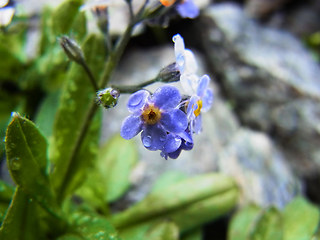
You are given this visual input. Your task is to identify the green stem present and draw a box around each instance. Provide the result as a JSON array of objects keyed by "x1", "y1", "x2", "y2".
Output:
[
  {"x1": 112, "y1": 77, "x2": 158, "y2": 93},
  {"x1": 80, "y1": 61, "x2": 99, "y2": 92},
  {"x1": 57, "y1": 8, "x2": 144, "y2": 203}
]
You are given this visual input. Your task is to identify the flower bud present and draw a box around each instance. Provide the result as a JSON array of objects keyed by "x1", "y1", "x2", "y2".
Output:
[
  {"x1": 59, "y1": 36, "x2": 85, "y2": 64},
  {"x1": 158, "y1": 63, "x2": 181, "y2": 83},
  {"x1": 96, "y1": 88, "x2": 120, "y2": 109}
]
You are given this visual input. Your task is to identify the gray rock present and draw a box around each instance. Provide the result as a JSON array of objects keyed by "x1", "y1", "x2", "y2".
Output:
[
  {"x1": 218, "y1": 128, "x2": 300, "y2": 208},
  {"x1": 202, "y1": 3, "x2": 320, "y2": 180},
  {"x1": 245, "y1": 0, "x2": 291, "y2": 18}
]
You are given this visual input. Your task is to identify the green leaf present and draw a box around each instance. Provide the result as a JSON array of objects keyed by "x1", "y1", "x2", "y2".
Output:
[
  {"x1": 111, "y1": 173, "x2": 238, "y2": 230},
  {"x1": 228, "y1": 204, "x2": 261, "y2": 240},
  {"x1": 35, "y1": 90, "x2": 61, "y2": 138},
  {"x1": 77, "y1": 134, "x2": 138, "y2": 207},
  {"x1": 0, "y1": 181, "x2": 14, "y2": 222},
  {"x1": 5, "y1": 113, "x2": 57, "y2": 213},
  {"x1": 50, "y1": 34, "x2": 106, "y2": 201},
  {"x1": 119, "y1": 186, "x2": 238, "y2": 236},
  {"x1": 58, "y1": 212, "x2": 121, "y2": 240},
  {"x1": 283, "y1": 196, "x2": 320, "y2": 240},
  {"x1": 250, "y1": 207, "x2": 282, "y2": 240},
  {"x1": 145, "y1": 221, "x2": 179, "y2": 240},
  {"x1": 52, "y1": 0, "x2": 84, "y2": 36},
  {"x1": 0, "y1": 187, "x2": 40, "y2": 239},
  {"x1": 181, "y1": 228, "x2": 202, "y2": 240},
  {"x1": 99, "y1": 135, "x2": 138, "y2": 202},
  {"x1": 168, "y1": 188, "x2": 238, "y2": 233},
  {"x1": 0, "y1": 180, "x2": 15, "y2": 203},
  {"x1": 151, "y1": 171, "x2": 187, "y2": 193},
  {"x1": 0, "y1": 24, "x2": 28, "y2": 79}
]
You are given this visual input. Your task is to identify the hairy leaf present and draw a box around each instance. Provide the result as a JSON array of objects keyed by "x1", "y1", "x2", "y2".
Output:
[
  {"x1": 52, "y1": 0, "x2": 84, "y2": 36},
  {"x1": 112, "y1": 174, "x2": 237, "y2": 229},
  {"x1": 0, "y1": 187, "x2": 39, "y2": 239},
  {"x1": 250, "y1": 207, "x2": 282, "y2": 240},
  {"x1": 50, "y1": 34, "x2": 106, "y2": 202},
  {"x1": 145, "y1": 221, "x2": 179, "y2": 240},
  {"x1": 57, "y1": 212, "x2": 121, "y2": 240},
  {"x1": 283, "y1": 197, "x2": 319, "y2": 240},
  {"x1": 5, "y1": 113, "x2": 57, "y2": 213},
  {"x1": 151, "y1": 171, "x2": 187, "y2": 193},
  {"x1": 228, "y1": 204, "x2": 261, "y2": 240}
]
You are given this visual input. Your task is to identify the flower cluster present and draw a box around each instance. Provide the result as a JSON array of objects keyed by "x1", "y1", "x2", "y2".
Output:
[{"x1": 121, "y1": 34, "x2": 213, "y2": 159}]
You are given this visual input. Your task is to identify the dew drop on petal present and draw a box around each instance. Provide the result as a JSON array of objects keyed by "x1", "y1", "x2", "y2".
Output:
[{"x1": 142, "y1": 135, "x2": 152, "y2": 147}]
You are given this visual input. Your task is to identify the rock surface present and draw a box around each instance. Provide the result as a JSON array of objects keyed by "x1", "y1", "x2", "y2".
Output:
[{"x1": 201, "y1": 3, "x2": 320, "y2": 183}]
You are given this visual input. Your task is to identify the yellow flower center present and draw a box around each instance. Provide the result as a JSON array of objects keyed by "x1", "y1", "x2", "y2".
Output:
[
  {"x1": 142, "y1": 104, "x2": 161, "y2": 125},
  {"x1": 160, "y1": 0, "x2": 176, "y2": 7},
  {"x1": 194, "y1": 100, "x2": 202, "y2": 117}
]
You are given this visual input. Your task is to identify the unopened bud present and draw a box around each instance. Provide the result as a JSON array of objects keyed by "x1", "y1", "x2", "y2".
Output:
[
  {"x1": 96, "y1": 88, "x2": 120, "y2": 109},
  {"x1": 158, "y1": 63, "x2": 181, "y2": 83},
  {"x1": 59, "y1": 36, "x2": 84, "y2": 64}
]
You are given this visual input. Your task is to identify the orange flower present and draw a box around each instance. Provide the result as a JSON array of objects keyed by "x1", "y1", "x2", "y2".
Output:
[{"x1": 160, "y1": 0, "x2": 176, "y2": 7}]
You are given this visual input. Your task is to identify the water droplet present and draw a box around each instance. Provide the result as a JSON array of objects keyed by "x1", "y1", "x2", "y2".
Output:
[
  {"x1": 142, "y1": 135, "x2": 152, "y2": 147},
  {"x1": 129, "y1": 95, "x2": 142, "y2": 107},
  {"x1": 10, "y1": 157, "x2": 21, "y2": 171}
]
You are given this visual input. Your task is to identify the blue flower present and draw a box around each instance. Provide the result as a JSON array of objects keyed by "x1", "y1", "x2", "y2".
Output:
[
  {"x1": 121, "y1": 85, "x2": 188, "y2": 151},
  {"x1": 176, "y1": 0, "x2": 199, "y2": 19},
  {"x1": 159, "y1": 0, "x2": 199, "y2": 19},
  {"x1": 186, "y1": 74, "x2": 214, "y2": 134},
  {"x1": 160, "y1": 130, "x2": 193, "y2": 160}
]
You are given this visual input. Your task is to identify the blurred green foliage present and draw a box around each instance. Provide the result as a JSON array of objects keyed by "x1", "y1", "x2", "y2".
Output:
[{"x1": 228, "y1": 197, "x2": 320, "y2": 240}]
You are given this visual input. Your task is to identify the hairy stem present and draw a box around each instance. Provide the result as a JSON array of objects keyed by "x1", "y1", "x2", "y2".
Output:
[
  {"x1": 112, "y1": 78, "x2": 158, "y2": 93},
  {"x1": 80, "y1": 61, "x2": 99, "y2": 92},
  {"x1": 57, "y1": 9, "x2": 144, "y2": 203}
]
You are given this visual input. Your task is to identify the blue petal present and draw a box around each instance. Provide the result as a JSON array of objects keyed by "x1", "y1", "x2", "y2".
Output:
[
  {"x1": 177, "y1": 130, "x2": 193, "y2": 144},
  {"x1": 152, "y1": 85, "x2": 181, "y2": 110},
  {"x1": 141, "y1": 124, "x2": 167, "y2": 151},
  {"x1": 176, "y1": 0, "x2": 199, "y2": 19},
  {"x1": 192, "y1": 114, "x2": 202, "y2": 134},
  {"x1": 163, "y1": 134, "x2": 182, "y2": 153},
  {"x1": 202, "y1": 88, "x2": 214, "y2": 112},
  {"x1": 167, "y1": 148, "x2": 183, "y2": 159},
  {"x1": 186, "y1": 95, "x2": 199, "y2": 120},
  {"x1": 161, "y1": 109, "x2": 188, "y2": 133},
  {"x1": 127, "y1": 90, "x2": 149, "y2": 113},
  {"x1": 120, "y1": 114, "x2": 143, "y2": 140},
  {"x1": 197, "y1": 75, "x2": 210, "y2": 98},
  {"x1": 181, "y1": 140, "x2": 194, "y2": 151}
]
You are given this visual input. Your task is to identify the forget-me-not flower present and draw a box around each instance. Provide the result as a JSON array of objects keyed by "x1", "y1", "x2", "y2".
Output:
[
  {"x1": 159, "y1": 0, "x2": 199, "y2": 19},
  {"x1": 186, "y1": 74, "x2": 213, "y2": 134},
  {"x1": 121, "y1": 85, "x2": 188, "y2": 151}
]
